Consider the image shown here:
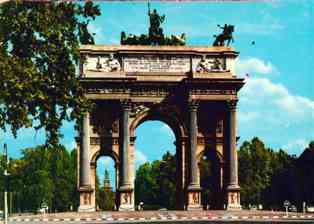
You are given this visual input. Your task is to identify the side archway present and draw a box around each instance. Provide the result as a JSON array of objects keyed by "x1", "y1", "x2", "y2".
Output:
[
  {"x1": 198, "y1": 148, "x2": 225, "y2": 209},
  {"x1": 90, "y1": 148, "x2": 120, "y2": 210}
]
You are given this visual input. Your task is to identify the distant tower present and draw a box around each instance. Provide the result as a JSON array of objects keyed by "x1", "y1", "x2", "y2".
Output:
[{"x1": 103, "y1": 169, "x2": 112, "y2": 191}]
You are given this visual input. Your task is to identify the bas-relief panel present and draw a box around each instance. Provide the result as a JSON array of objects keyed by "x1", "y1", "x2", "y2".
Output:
[{"x1": 83, "y1": 54, "x2": 229, "y2": 74}]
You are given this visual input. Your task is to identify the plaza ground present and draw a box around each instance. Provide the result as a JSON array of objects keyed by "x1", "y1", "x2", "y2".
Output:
[{"x1": 2, "y1": 210, "x2": 314, "y2": 223}]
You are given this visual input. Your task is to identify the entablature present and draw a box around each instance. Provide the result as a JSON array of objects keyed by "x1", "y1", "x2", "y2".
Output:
[{"x1": 80, "y1": 77, "x2": 244, "y2": 102}]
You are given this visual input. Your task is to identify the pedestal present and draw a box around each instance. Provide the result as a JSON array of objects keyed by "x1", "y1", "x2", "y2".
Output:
[
  {"x1": 186, "y1": 185, "x2": 202, "y2": 210},
  {"x1": 118, "y1": 186, "x2": 134, "y2": 211},
  {"x1": 78, "y1": 186, "x2": 95, "y2": 212},
  {"x1": 226, "y1": 185, "x2": 241, "y2": 210}
]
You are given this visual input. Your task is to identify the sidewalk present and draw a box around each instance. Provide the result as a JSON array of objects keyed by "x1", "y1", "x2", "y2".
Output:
[{"x1": 6, "y1": 210, "x2": 314, "y2": 222}]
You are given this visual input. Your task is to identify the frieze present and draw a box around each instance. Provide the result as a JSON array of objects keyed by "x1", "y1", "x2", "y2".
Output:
[
  {"x1": 191, "y1": 89, "x2": 236, "y2": 95},
  {"x1": 90, "y1": 137, "x2": 119, "y2": 145},
  {"x1": 87, "y1": 87, "x2": 170, "y2": 97},
  {"x1": 131, "y1": 87, "x2": 169, "y2": 97},
  {"x1": 87, "y1": 88, "x2": 130, "y2": 94}
]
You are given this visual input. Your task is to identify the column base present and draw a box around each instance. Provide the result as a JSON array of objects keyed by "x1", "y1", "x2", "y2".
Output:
[
  {"x1": 78, "y1": 186, "x2": 95, "y2": 212},
  {"x1": 186, "y1": 185, "x2": 202, "y2": 210},
  {"x1": 78, "y1": 205, "x2": 96, "y2": 212},
  {"x1": 226, "y1": 185, "x2": 241, "y2": 210},
  {"x1": 118, "y1": 186, "x2": 134, "y2": 211}
]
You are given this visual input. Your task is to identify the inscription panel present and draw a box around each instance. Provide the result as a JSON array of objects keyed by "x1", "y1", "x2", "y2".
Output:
[
  {"x1": 82, "y1": 53, "x2": 232, "y2": 75},
  {"x1": 123, "y1": 55, "x2": 190, "y2": 73}
]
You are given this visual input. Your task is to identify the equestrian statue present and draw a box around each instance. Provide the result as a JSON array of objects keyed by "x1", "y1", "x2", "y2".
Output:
[{"x1": 213, "y1": 24, "x2": 235, "y2": 46}]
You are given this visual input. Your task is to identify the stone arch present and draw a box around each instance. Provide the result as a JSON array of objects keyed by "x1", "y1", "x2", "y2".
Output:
[
  {"x1": 129, "y1": 105, "x2": 187, "y2": 210},
  {"x1": 90, "y1": 148, "x2": 120, "y2": 211},
  {"x1": 197, "y1": 148, "x2": 224, "y2": 164},
  {"x1": 130, "y1": 105, "x2": 187, "y2": 140},
  {"x1": 90, "y1": 148, "x2": 120, "y2": 167}
]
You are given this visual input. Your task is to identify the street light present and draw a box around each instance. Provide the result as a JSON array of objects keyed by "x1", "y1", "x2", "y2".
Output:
[
  {"x1": 3, "y1": 143, "x2": 9, "y2": 224},
  {"x1": 283, "y1": 200, "x2": 290, "y2": 217}
]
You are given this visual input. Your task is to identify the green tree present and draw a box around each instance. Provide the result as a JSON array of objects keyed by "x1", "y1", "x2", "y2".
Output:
[
  {"x1": 17, "y1": 147, "x2": 53, "y2": 211},
  {"x1": 4, "y1": 145, "x2": 78, "y2": 213},
  {"x1": 135, "y1": 151, "x2": 176, "y2": 210},
  {"x1": 158, "y1": 152, "x2": 176, "y2": 209},
  {"x1": 135, "y1": 162, "x2": 159, "y2": 208},
  {"x1": 238, "y1": 137, "x2": 297, "y2": 209},
  {"x1": 296, "y1": 141, "x2": 314, "y2": 207},
  {"x1": 48, "y1": 145, "x2": 74, "y2": 212},
  {"x1": 0, "y1": 1, "x2": 100, "y2": 146}
]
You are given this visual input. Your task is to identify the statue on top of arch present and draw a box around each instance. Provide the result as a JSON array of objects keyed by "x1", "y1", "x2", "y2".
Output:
[{"x1": 120, "y1": 1, "x2": 186, "y2": 46}]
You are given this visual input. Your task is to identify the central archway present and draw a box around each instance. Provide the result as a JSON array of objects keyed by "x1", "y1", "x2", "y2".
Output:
[
  {"x1": 129, "y1": 106, "x2": 187, "y2": 210},
  {"x1": 134, "y1": 121, "x2": 176, "y2": 210}
]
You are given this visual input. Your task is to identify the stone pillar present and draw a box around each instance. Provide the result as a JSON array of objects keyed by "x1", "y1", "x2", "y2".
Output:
[
  {"x1": 118, "y1": 101, "x2": 134, "y2": 211},
  {"x1": 226, "y1": 100, "x2": 241, "y2": 210},
  {"x1": 187, "y1": 101, "x2": 202, "y2": 210},
  {"x1": 78, "y1": 112, "x2": 95, "y2": 212}
]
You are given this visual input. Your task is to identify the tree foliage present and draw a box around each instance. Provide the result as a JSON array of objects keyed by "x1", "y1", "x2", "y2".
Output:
[
  {"x1": 0, "y1": 1, "x2": 100, "y2": 146},
  {"x1": 0, "y1": 145, "x2": 78, "y2": 212},
  {"x1": 238, "y1": 137, "x2": 300, "y2": 209},
  {"x1": 135, "y1": 151, "x2": 176, "y2": 210}
]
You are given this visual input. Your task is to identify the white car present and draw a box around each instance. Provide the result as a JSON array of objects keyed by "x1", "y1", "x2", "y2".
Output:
[{"x1": 307, "y1": 206, "x2": 314, "y2": 213}]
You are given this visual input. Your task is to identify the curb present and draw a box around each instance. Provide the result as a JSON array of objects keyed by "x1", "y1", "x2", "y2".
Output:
[{"x1": 7, "y1": 214, "x2": 314, "y2": 222}]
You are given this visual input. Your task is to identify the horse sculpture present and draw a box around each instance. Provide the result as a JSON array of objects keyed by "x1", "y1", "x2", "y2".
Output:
[{"x1": 213, "y1": 24, "x2": 234, "y2": 47}]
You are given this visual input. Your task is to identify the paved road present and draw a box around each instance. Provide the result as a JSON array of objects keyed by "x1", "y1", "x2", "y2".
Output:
[{"x1": 2, "y1": 211, "x2": 314, "y2": 223}]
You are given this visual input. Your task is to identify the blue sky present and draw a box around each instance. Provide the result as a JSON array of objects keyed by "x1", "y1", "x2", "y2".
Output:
[{"x1": 1, "y1": 1, "x2": 314, "y2": 186}]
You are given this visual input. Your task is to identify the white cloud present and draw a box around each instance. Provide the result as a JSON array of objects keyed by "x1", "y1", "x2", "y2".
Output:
[
  {"x1": 135, "y1": 150, "x2": 147, "y2": 167},
  {"x1": 238, "y1": 77, "x2": 314, "y2": 155},
  {"x1": 236, "y1": 57, "x2": 278, "y2": 76},
  {"x1": 241, "y1": 78, "x2": 314, "y2": 118},
  {"x1": 236, "y1": 58, "x2": 313, "y2": 154}
]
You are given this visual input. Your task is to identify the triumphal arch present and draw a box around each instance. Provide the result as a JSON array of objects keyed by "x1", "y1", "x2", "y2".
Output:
[{"x1": 77, "y1": 45, "x2": 244, "y2": 211}]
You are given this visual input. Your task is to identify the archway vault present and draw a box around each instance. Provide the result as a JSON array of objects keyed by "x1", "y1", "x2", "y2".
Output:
[
  {"x1": 130, "y1": 104, "x2": 187, "y2": 140},
  {"x1": 77, "y1": 45, "x2": 244, "y2": 212}
]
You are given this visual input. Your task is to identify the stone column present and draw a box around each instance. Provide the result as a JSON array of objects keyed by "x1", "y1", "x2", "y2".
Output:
[
  {"x1": 226, "y1": 100, "x2": 241, "y2": 210},
  {"x1": 118, "y1": 101, "x2": 134, "y2": 211},
  {"x1": 78, "y1": 112, "x2": 95, "y2": 212},
  {"x1": 187, "y1": 101, "x2": 202, "y2": 210}
]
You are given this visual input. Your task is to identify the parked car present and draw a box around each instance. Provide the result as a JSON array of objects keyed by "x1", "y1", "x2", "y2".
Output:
[
  {"x1": 289, "y1": 205, "x2": 297, "y2": 212},
  {"x1": 307, "y1": 206, "x2": 314, "y2": 213}
]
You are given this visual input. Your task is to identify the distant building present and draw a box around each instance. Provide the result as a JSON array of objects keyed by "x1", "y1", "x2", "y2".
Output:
[{"x1": 103, "y1": 169, "x2": 112, "y2": 191}]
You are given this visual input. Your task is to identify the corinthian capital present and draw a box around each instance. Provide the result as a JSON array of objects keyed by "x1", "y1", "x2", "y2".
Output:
[
  {"x1": 188, "y1": 100, "x2": 199, "y2": 112},
  {"x1": 226, "y1": 100, "x2": 238, "y2": 111},
  {"x1": 120, "y1": 99, "x2": 132, "y2": 111}
]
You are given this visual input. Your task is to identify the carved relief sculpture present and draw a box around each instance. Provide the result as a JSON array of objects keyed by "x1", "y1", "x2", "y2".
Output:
[
  {"x1": 196, "y1": 56, "x2": 225, "y2": 73},
  {"x1": 88, "y1": 54, "x2": 121, "y2": 72}
]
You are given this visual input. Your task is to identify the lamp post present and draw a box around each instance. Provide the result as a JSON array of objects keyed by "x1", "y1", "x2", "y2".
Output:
[{"x1": 3, "y1": 143, "x2": 9, "y2": 224}]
